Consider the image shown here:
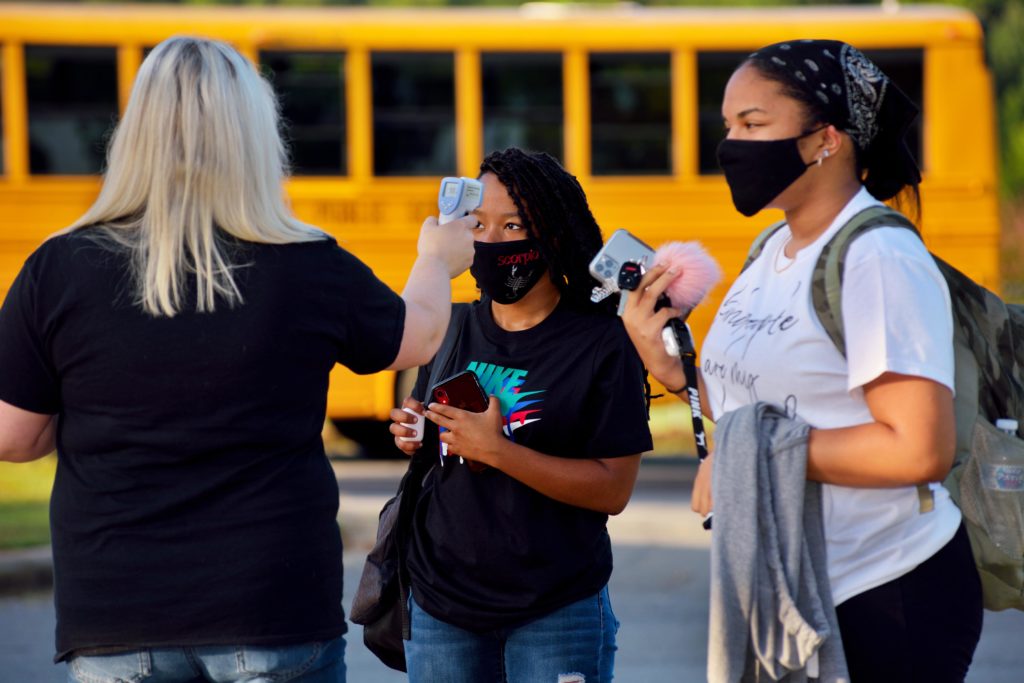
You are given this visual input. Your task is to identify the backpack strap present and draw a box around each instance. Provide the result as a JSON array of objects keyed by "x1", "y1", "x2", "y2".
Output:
[
  {"x1": 812, "y1": 205, "x2": 934, "y2": 512},
  {"x1": 396, "y1": 302, "x2": 471, "y2": 641},
  {"x1": 741, "y1": 219, "x2": 789, "y2": 273},
  {"x1": 813, "y1": 205, "x2": 918, "y2": 358},
  {"x1": 432, "y1": 303, "x2": 471, "y2": 386}
]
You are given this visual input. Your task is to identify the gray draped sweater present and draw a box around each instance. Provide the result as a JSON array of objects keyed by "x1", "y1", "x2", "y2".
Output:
[{"x1": 708, "y1": 401, "x2": 849, "y2": 683}]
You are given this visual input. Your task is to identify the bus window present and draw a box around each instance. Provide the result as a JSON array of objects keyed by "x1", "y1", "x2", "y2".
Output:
[
  {"x1": 372, "y1": 52, "x2": 455, "y2": 176},
  {"x1": 696, "y1": 51, "x2": 747, "y2": 175},
  {"x1": 261, "y1": 51, "x2": 347, "y2": 176},
  {"x1": 590, "y1": 52, "x2": 671, "y2": 176},
  {"x1": 863, "y1": 49, "x2": 923, "y2": 167},
  {"x1": 697, "y1": 48, "x2": 923, "y2": 174},
  {"x1": 26, "y1": 46, "x2": 118, "y2": 175},
  {"x1": 482, "y1": 53, "x2": 563, "y2": 159}
]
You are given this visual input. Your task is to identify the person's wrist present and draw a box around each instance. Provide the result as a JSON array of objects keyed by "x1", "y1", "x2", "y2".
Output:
[
  {"x1": 416, "y1": 251, "x2": 458, "y2": 278},
  {"x1": 663, "y1": 380, "x2": 686, "y2": 395},
  {"x1": 657, "y1": 365, "x2": 687, "y2": 395},
  {"x1": 484, "y1": 436, "x2": 515, "y2": 469},
  {"x1": 416, "y1": 248, "x2": 445, "y2": 265}
]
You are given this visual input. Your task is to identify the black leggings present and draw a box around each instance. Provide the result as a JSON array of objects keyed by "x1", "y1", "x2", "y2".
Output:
[{"x1": 835, "y1": 523, "x2": 983, "y2": 683}]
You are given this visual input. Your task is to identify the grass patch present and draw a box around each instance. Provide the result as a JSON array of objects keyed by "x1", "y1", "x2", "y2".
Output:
[
  {"x1": 0, "y1": 501, "x2": 50, "y2": 549},
  {"x1": 0, "y1": 455, "x2": 55, "y2": 550}
]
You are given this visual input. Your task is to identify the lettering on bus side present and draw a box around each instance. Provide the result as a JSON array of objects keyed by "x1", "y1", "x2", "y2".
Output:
[
  {"x1": 295, "y1": 200, "x2": 384, "y2": 226},
  {"x1": 291, "y1": 199, "x2": 447, "y2": 232}
]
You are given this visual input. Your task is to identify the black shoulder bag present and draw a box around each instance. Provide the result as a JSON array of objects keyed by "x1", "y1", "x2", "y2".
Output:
[{"x1": 348, "y1": 303, "x2": 469, "y2": 672}]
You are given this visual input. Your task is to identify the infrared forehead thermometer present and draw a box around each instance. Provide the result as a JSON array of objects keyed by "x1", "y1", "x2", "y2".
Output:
[{"x1": 438, "y1": 177, "x2": 484, "y2": 224}]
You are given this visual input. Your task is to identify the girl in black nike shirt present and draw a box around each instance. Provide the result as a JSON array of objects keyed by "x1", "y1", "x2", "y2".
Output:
[{"x1": 389, "y1": 148, "x2": 653, "y2": 682}]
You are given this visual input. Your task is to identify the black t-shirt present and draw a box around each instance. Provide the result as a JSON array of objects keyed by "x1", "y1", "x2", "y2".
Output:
[
  {"x1": 407, "y1": 298, "x2": 653, "y2": 632},
  {"x1": 0, "y1": 228, "x2": 405, "y2": 660}
]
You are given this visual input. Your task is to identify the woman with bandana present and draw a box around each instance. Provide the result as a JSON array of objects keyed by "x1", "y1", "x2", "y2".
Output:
[
  {"x1": 623, "y1": 41, "x2": 982, "y2": 681},
  {"x1": 389, "y1": 148, "x2": 653, "y2": 682}
]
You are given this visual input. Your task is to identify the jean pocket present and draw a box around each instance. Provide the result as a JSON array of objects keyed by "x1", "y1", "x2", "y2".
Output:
[
  {"x1": 68, "y1": 651, "x2": 151, "y2": 683},
  {"x1": 237, "y1": 641, "x2": 324, "y2": 681}
]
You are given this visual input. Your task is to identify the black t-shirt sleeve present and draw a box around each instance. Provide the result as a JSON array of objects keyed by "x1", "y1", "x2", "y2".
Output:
[
  {"x1": 326, "y1": 245, "x2": 406, "y2": 375},
  {"x1": 583, "y1": 324, "x2": 653, "y2": 459},
  {"x1": 0, "y1": 252, "x2": 60, "y2": 414}
]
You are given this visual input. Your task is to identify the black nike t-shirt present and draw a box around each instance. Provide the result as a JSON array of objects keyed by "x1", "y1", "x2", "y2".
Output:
[
  {"x1": 0, "y1": 228, "x2": 405, "y2": 660},
  {"x1": 407, "y1": 298, "x2": 653, "y2": 632}
]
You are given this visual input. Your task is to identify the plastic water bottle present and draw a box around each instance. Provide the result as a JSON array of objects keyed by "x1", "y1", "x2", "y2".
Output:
[
  {"x1": 996, "y1": 418, "x2": 1019, "y2": 436},
  {"x1": 981, "y1": 419, "x2": 1024, "y2": 492},
  {"x1": 982, "y1": 419, "x2": 1024, "y2": 557}
]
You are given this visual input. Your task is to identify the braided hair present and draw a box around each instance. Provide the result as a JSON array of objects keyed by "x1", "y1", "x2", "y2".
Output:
[
  {"x1": 479, "y1": 148, "x2": 614, "y2": 315},
  {"x1": 481, "y1": 147, "x2": 659, "y2": 411}
]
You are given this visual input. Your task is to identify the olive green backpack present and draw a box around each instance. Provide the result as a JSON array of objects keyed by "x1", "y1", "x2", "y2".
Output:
[{"x1": 744, "y1": 205, "x2": 1024, "y2": 611}]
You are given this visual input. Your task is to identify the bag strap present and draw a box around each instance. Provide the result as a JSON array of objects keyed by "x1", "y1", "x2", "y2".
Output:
[
  {"x1": 740, "y1": 219, "x2": 788, "y2": 273},
  {"x1": 426, "y1": 303, "x2": 472, "y2": 394},
  {"x1": 811, "y1": 206, "x2": 934, "y2": 512},
  {"x1": 395, "y1": 302, "x2": 471, "y2": 640},
  {"x1": 813, "y1": 205, "x2": 918, "y2": 358}
]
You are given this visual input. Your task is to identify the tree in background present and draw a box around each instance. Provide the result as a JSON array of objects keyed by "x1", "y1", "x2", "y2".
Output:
[
  {"x1": 942, "y1": 0, "x2": 1024, "y2": 298},
  {"x1": 934, "y1": 0, "x2": 1023, "y2": 202}
]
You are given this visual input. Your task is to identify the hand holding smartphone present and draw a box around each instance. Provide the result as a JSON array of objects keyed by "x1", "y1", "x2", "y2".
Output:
[
  {"x1": 429, "y1": 370, "x2": 489, "y2": 467},
  {"x1": 430, "y1": 370, "x2": 488, "y2": 412},
  {"x1": 588, "y1": 229, "x2": 656, "y2": 314}
]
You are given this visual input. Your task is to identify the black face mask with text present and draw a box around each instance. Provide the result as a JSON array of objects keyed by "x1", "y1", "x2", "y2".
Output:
[
  {"x1": 470, "y1": 239, "x2": 547, "y2": 305},
  {"x1": 716, "y1": 127, "x2": 825, "y2": 217}
]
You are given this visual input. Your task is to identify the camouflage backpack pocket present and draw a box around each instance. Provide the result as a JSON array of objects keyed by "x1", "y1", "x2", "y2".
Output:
[{"x1": 947, "y1": 416, "x2": 1024, "y2": 611}]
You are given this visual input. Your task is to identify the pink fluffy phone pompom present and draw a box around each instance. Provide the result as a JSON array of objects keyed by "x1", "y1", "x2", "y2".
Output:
[{"x1": 653, "y1": 241, "x2": 723, "y2": 311}]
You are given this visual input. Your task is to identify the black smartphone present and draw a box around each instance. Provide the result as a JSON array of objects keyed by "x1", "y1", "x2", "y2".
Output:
[{"x1": 430, "y1": 370, "x2": 488, "y2": 413}]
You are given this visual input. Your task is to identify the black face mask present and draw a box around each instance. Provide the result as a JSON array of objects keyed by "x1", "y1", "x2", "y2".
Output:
[
  {"x1": 716, "y1": 128, "x2": 824, "y2": 217},
  {"x1": 470, "y1": 239, "x2": 547, "y2": 304}
]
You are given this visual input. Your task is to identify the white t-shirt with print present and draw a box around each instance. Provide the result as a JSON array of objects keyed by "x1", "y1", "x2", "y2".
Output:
[{"x1": 701, "y1": 187, "x2": 962, "y2": 605}]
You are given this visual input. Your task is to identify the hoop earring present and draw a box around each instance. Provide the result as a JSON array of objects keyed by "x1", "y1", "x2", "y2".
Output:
[{"x1": 817, "y1": 149, "x2": 830, "y2": 167}]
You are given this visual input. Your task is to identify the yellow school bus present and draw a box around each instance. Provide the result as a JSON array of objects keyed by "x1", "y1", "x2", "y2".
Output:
[{"x1": 0, "y1": 3, "x2": 999, "y2": 443}]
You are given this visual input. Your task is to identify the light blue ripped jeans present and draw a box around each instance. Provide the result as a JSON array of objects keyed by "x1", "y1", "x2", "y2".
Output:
[
  {"x1": 66, "y1": 635, "x2": 345, "y2": 683},
  {"x1": 405, "y1": 586, "x2": 618, "y2": 683}
]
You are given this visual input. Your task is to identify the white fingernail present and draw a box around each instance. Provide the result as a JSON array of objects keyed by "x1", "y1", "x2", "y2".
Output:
[{"x1": 399, "y1": 407, "x2": 424, "y2": 442}]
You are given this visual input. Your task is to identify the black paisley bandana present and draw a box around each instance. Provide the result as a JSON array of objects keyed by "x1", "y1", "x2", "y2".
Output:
[
  {"x1": 749, "y1": 39, "x2": 921, "y2": 200},
  {"x1": 751, "y1": 39, "x2": 917, "y2": 151}
]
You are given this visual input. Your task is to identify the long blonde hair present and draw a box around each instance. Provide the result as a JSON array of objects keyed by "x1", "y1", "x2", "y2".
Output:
[{"x1": 68, "y1": 36, "x2": 324, "y2": 317}]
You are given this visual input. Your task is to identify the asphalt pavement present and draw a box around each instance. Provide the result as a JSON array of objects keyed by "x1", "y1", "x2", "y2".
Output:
[{"x1": 2, "y1": 458, "x2": 1022, "y2": 682}]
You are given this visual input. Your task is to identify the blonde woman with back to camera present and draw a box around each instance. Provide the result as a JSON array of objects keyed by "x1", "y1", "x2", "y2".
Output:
[{"x1": 0, "y1": 36, "x2": 473, "y2": 682}]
